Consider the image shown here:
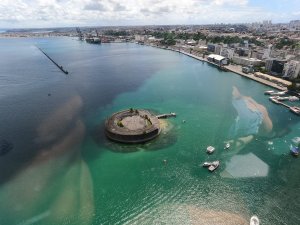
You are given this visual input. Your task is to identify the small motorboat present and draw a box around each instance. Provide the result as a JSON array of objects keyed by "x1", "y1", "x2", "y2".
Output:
[
  {"x1": 269, "y1": 96, "x2": 280, "y2": 104},
  {"x1": 292, "y1": 137, "x2": 300, "y2": 145},
  {"x1": 206, "y1": 146, "x2": 215, "y2": 154},
  {"x1": 264, "y1": 90, "x2": 274, "y2": 95},
  {"x1": 224, "y1": 143, "x2": 230, "y2": 149},
  {"x1": 270, "y1": 91, "x2": 287, "y2": 96},
  {"x1": 290, "y1": 145, "x2": 299, "y2": 157},
  {"x1": 208, "y1": 160, "x2": 219, "y2": 172},
  {"x1": 250, "y1": 215, "x2": 259, "y2": 225},
  {"x1": 202, "y1": 162, "x2": 212, "y2": 167},
  {"x1": 289, "y1": 96, "x2": 299, "y2": 101}
]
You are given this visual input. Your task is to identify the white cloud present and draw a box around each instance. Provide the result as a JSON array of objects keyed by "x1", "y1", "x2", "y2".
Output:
[{"x1": 0, "y1": 0, "x2": 298, "y2": 28}]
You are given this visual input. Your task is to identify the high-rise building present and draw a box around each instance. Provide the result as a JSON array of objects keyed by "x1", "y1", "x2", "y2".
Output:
[
  {"x1": 266, "y1": 59, "x2": 287, "y2": 76},
  {"x1": 282, "y1": 60, "x2": 300, "y2": 80},
  {"x1": 289, "y1": 20, "x2": 300, "y2": 30}
]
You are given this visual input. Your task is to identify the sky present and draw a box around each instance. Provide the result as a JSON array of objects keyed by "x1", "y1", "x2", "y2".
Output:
[{"x1": 0, "y1": 0, "x2": 299, "y2": 28}]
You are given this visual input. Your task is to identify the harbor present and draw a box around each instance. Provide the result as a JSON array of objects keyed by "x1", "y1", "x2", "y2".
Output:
[
  {"x1": 267, "y1": 91, "x2": 300, "y2": 115},
  {"x1": 145, "y1": 43, "x2": 288, "y2": 91},
  {"x1": 0, "y1": 39, "x2": 299, "y2": 225}
]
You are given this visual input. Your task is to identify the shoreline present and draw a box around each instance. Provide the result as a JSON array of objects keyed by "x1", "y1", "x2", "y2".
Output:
[{"x1": 144, "y1": 43, "x2": 287, "y2": 91}]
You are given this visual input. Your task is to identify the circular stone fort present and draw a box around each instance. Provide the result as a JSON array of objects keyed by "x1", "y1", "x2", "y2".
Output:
[{"x1": 105, "y1": 109, "x2": 161, "y2": 143}]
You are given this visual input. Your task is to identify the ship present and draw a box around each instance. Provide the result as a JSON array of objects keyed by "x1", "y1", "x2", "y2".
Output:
[{"x1": 85, "y1": 37, "x2": 101, "y2": 44}]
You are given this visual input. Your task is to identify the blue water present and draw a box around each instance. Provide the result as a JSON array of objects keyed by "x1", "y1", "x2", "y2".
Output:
[{"x1": 0, "y1": 37, "x2": 299, "y2": 225}]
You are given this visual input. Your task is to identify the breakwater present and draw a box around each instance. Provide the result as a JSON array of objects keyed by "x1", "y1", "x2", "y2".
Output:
[{"x1": 37, "y1": 47, "x2": 69, "y2": 74}]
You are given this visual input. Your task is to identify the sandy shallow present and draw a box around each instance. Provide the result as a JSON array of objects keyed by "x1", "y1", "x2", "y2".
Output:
[{"x1": 127, "y1": 204, "x2": 249, "y2": 225}]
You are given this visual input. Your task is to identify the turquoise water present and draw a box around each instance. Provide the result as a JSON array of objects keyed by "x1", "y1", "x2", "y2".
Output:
[{"x1": 0, "y1": 38, "x2": 299, "y2": 225}]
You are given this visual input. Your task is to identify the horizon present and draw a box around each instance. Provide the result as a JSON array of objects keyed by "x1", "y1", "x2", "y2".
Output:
[
  {"x1": 0, "y1": 20, "x2": 298, "y2": 31},
  {"x1": 0, "y1": 0, "x2": 299, "y2": 29}
]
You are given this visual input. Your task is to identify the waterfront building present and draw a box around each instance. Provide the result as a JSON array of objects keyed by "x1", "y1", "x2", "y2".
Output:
[
  {"x1": 265, "y1": 59, "x2": 287, "y2": 76},
  {"x1": 232, "y1": 56, "x2": 263, "y2": 66},
  {"x1": 282, "y1": 60, "x2": 300, "y2": 80},
  {"x1": 207, "y1": 54, "x2": 228, "y2": 65},
  {"x1": 135, "y1": 35, "x2": 146, "y2": 42},
  {"x1": 254, "y1": 72, "x2": 292, "y2": 87}
]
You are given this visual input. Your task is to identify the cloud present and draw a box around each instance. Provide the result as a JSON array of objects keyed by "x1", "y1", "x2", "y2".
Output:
[
  {"x1": 0, "y1": 0, "x2": 298, "y2": 28},
  {"x1": 113, "y1": 3, "x2": 126, "y2": 11},
  {"x1": 84, "y1": 1, "x2": 106, "y2": 11},
  {"x1": 140, "y1": 6, "x2": 172, "y2": 16}
]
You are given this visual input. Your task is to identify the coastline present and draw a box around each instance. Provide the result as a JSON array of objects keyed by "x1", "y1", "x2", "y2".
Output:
[{"x1": 144, "y1": 43, "x2": 287, "y2": 91}]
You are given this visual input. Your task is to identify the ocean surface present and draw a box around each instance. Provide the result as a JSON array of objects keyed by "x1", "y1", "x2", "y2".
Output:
[{"x1": 0, "y1": 37, "x2": 299, "y2": 225}]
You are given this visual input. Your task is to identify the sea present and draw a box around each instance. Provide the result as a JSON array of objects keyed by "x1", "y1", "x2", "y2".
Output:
[{"x1": 0, "y1": 37, "x2": 299, "y2": 225}]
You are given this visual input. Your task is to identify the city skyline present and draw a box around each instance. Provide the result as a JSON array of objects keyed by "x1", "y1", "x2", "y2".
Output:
[{"x1": 0, "y1": 0, "x2": 299, "y2": 29}]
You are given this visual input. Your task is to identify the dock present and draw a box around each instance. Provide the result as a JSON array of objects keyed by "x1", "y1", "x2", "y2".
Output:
[
  {"x1": 157, "y1": 113, "x2": 176, "y2": 119},
  {"x1": 37, "y1": 47, "x2": 69, "y2": 74},
  {"x1": 269, "y1": 96, "x2": 300, "y2": 115},
  {"x1": 277, "y1": 101, "x2": 291, "y2": 108}
]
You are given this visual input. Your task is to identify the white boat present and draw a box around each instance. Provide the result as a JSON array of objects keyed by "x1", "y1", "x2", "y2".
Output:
[
  {"x1": 202, "y1": 162, "x2": 212, "y2": 167},
  {"x1": 289, "y1": 96, "x2": 299, "y2": 101},
  {"x1": 206, "y1": 146, "x2": 215, "y2": 154},
  {"x1": 292, "y1": 137, "x2": 300, "y2": 145},
  {"x1": 250, "y1": 215, "x2": 259, "y2": 225},
  {"x1": 270, "y1": 91, "x2": 287, "y2": 96},
  {"x1": 224, "y1": 143, "x2": 230, "y2": 149},
  {"x1": 276, "y1": 96, "x2": 299, "y2": 102},
  {"x1": 208, "y1": 160, "x2": 219, "y2": 172},
  {"x1": 264, "y1": 90, "x2": 274, "y2": 95},
  {"x1": 269, "y1": 96, "x2": 280, "y2": 104},
  {"x1": 276, "y1": 96, "x2": 289, "y2": 101}
]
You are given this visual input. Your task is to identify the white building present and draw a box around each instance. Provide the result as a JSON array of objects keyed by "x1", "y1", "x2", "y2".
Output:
[
  {"x1": 135, "y1": 35, "x2": 146, "y2": 42},
  {"x1": 232, "y1": 56, "x2": 263, "y2": 66},
  {"x1": 207, "y1": 54, "x2": 228, "y2": 65},
  {"x1": 282, "y1": 60, "x2": 300, "y2": 80},
  {"x1": 186, "y1": 39, "x2": 197, "y2": 46}
]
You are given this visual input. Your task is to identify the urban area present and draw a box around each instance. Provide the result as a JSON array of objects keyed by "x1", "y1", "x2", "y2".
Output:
[{"x1": 2, "y1": 20, "x2": 300, "y2": 93}]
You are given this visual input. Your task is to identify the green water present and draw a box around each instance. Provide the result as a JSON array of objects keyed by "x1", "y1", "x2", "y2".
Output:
[
  {"x1": 84, "y1": 55, "x2": 300, "y2": 224},
  {"x1": 0, "y1": 39, "x2": 299, "y2": 225}
]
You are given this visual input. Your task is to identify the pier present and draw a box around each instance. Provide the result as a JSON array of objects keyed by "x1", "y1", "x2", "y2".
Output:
[
  {"x1": 269, "y1": 96, "x2": 300, "y2": 115},
  {"x1": 37, "y1": 47, "x2": 69, "y2": 74},
  {"x1": 157, "y1": 113, "x2": 176, "y2": 119},
  {"x1": 277, "y1": 101, "x2": 291, "y2": 109}
]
